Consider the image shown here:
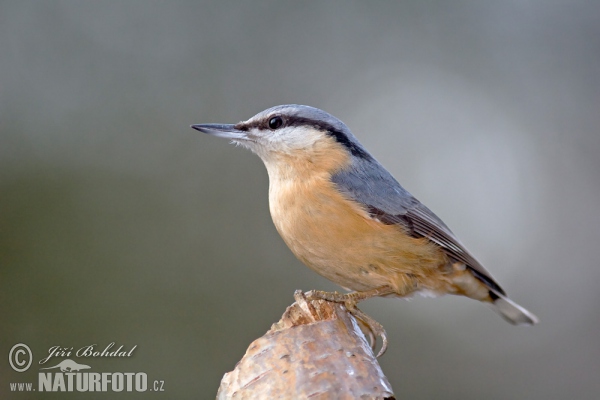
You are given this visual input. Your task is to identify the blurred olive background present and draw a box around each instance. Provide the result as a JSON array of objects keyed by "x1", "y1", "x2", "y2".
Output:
[{"x1": 1, "y1": 1, "x2": 599, "y2": 399}]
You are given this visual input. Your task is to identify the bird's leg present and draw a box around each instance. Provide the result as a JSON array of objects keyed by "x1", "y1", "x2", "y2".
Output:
[{"x1": 304, "y1": 285, "x2": 395, "y2": 357}]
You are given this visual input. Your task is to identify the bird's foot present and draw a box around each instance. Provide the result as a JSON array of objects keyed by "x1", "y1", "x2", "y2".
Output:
[{"x1": 303, "y1": 286, "x2": 394, "y2": 357}]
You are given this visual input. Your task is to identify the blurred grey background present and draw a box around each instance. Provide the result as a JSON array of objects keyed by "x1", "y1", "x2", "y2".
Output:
[{"x1": 1, "y1": 1, "x2": 599, "y2": 399}]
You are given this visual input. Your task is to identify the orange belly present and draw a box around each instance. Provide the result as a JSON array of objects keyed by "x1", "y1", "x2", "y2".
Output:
[{"x1": 268, "y1": 173, "x2": 452, "y2": 296}]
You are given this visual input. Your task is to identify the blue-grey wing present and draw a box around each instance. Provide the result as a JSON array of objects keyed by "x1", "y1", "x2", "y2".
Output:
[{"x1": 331, "y1": 157, "x2": 505, "y2": 295}]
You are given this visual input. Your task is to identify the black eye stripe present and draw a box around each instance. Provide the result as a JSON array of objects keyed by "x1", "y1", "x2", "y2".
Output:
[
  {"x1": 234, "y1": 115, "x2": 372, "y2": 160},
  {"x1": 286, "y1": 117, "x2": 372, "y2": 160}
]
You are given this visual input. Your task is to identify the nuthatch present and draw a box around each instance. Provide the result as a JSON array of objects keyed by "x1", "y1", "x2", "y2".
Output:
[{"x1": 192, "y1": 104, "x2": 538, "y2": 357}]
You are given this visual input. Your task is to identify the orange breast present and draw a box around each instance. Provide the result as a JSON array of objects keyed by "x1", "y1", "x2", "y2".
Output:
[{"x1": 263, "y1": 137, "x2": 450, "y2": 296}]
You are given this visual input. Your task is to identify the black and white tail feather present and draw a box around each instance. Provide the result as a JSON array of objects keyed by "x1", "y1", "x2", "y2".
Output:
[{"x1": 489, "y1": 288, "x2": 539, "y2": 325}]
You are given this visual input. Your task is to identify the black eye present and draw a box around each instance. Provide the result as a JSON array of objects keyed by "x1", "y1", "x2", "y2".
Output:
[{"x1": 268, "y1": 116, "x2": 283, "y2": 130}]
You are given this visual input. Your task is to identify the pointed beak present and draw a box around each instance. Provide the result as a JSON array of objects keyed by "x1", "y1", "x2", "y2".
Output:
[{"x1": 190, "y1": 124, "x2": 248, "y2": 140}]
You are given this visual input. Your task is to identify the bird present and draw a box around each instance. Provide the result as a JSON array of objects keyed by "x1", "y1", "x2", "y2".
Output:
[{"x1": 191, "y1": 104, "x2": 538, "y2": 357}]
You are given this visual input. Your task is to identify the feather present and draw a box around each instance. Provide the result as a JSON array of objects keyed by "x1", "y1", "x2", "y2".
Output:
[{"x1": 331, "y1": 156, "x2": 506, "y2": 296}]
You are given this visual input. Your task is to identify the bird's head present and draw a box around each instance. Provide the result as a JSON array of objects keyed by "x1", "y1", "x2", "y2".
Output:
[{"x1": 192, "y1": 105, "x2": 372, "y2": 170}]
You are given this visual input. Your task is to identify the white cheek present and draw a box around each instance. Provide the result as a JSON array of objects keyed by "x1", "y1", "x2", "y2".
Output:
[
  {"x1": 272, "y1": 127, "x2": 322, "y2": 150},
  {"x1": 263, "y1": 127, "x2": 322, "y2": 152}
]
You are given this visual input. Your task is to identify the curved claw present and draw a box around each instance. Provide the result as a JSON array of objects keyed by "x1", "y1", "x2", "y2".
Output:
[
  {"x1": 376, "y1": 329, "x2": 388, "y2": 358},
  {"x1": 344, "y1": 305, "x2": 388, "y2": 358},
  {"x1": 355, "y1": 317, "x2": 377, "y2": 351},
  {"x1": 356, "y1": 313, "x2": 388, "y2": 358}
]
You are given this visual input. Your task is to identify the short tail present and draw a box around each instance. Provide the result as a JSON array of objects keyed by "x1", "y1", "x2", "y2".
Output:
[{"x1": 489, "y1": 289, "x2": 539, "y2": 325}]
